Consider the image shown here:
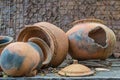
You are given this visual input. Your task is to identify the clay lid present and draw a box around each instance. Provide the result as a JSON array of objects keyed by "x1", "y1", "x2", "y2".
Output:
[{"x1": 58, "y1": 60, "x2": 94, "y2": 77}]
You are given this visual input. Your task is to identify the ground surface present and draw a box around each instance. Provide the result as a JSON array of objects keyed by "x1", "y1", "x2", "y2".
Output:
[{"x1": 0, "y1": 58, "x2": 120, "y2": 80}]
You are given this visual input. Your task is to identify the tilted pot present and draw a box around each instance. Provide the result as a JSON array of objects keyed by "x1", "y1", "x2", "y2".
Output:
[
  {"x1": 0, "y1": 36, "x2": 13, "y2": 71},
  {"x1": 17, "y1": 22, "x2": 68, "y2": 67},
  {"x1": 0, "y1": 38, "x2": 52, "y2": 76},
  {"x1": 66, "y1": 19, "x2": 116, "y2": 60}
]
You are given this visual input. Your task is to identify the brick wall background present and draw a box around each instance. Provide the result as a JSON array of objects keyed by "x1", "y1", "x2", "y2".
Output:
[{"x1": 0, "y1": 0, "x2": 120, "y2": 53}]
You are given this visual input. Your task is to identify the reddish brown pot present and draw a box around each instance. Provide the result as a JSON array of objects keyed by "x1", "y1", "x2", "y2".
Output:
[
  {"x1": 66, "y1": 19, "x2": 116, "y2": 60},
  {"x1": 0, "y1": 38, "x2": 52, "y2": 76},
  {"x1": 0, "y1": 42, "x2": 40, "y2": 76},
  {"x1": 17, "y1": 22, "x2": 68, "y2": 67}
]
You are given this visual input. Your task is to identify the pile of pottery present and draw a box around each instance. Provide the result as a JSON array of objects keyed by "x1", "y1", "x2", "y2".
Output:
[{"x1": 0, "y1": 19, "x2": 116, "y2": 77}]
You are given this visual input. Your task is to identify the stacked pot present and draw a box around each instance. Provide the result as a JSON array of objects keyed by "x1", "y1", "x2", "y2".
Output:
[{"x1": 0, "y1": 19, "x2": 116, "y2": 77}]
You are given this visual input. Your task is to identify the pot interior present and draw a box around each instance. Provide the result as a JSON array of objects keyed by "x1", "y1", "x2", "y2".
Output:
[
  {"x1": 19, "y1": 27, "x2": 51, "y2": 47},
  {"x1": 0, "y1": 36, "x2": 13, "y2": 45},
  {"x1": 88, "y1": 27, "x2": 107, "y2": 47}
]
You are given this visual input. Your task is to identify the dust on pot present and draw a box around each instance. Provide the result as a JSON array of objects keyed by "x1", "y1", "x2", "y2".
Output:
[
  {"x1": 17, "y1": 22, "x2": 69, "y2": 67},
  {"x1": 66, "y1": 19, "x2": 116, "y2": 60}
]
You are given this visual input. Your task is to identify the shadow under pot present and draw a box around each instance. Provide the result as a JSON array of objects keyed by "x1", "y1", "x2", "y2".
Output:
[
  {"x1": 0, "y1": 38, "x2": 52, "y2": 77},
  {"x1": 17, "y1": 22, "x2": 68, "y2": 67},
  {"x1": 66, "y1": 19, "x2": 116, "y2": 60}
]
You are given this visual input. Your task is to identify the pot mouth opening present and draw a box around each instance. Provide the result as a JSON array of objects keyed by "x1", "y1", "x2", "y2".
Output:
[
  {"x1": 88, "y1": 26, "x2": 107, "y2": 48},
  {"x1": 17, "y1": 26, "x2": 51, "y2": 47},
  {"x1": 0, "y1": 36, "x2": 13, "y2": 46}
]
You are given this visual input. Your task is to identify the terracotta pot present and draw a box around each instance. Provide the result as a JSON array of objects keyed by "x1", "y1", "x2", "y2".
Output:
[
  {"x1": 66, "y1": 19, "x2": 116, "y2": 60},
  {"x1": 0, "y1": 36, "x2": 13, "y2": 71},
  {"x1": 0, "y1": 38, "x2": 52, "y2": 76},
  {"x1": 0, "y1": 36, "x2": 13, "y2": 53},
  {"x1": 17, "y1": 22, "x2": 68, "y2": 67}
]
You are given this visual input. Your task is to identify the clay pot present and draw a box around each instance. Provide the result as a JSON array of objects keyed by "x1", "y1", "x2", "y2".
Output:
[
  {"x1": 58, "y1": 60, "x2": 94, "y2": 77},
  {"x1": 0, "y1": 36, "x2": 13, "y2": 53},
  {"x1": 17, "y1": 22, "x2": 68, "y2": 67},
  {"x1": 0, "y1": 36, "x2": 13, "y2": 71},
  {"x1": 66, "y1": 19, "x2": 116, "y2": 60},
  {"x1": 0, "y1": 38, "x2": 52, "y2": 76}
]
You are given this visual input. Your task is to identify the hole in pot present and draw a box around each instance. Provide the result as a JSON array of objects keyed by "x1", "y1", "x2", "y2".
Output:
[{"x1": 88, "y1": 27, "x2": 107, "y2": 47}]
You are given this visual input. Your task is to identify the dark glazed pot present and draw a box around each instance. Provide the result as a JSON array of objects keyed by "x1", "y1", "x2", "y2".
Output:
[
  {"x1": 66, "y1": 19, "x2": 116, "y2": 60},
  {"x1": 0, "y1": 36, "x2": 13, "y2": 71},
  {"x1": 0, "y1": 38, "x2": 52, "y2": 76},
  {"x1": 17, "y1": 22, "x2": 68, "y2": 67}
]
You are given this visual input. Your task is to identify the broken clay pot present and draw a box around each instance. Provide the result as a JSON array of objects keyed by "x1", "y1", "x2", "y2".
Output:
[
  {"x1": 58, "y1": 60, "x2": 94, "y2": 77},
  {"x1": 0, "y1": 38, "x2": 52, "y2": 76},
  {"x1": 66, "y1": 19, "x2": 116, "y2": 60},
  {"x1": 17, "y1": 22, "x2": 68, "y2": 67}
]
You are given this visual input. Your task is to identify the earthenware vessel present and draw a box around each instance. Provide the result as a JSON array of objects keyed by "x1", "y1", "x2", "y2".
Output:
[
  {"x1": 58, "y1": 60, "x2": 94, "y2": 76},
  {"x1": 17, "y1": 22, "x2": 68, "y2": 67},
  {"x1": 66, "y1": 19, "x2": 116, "y2": 60},
  {"x1": 0, "y1": 38, "x2": 52, "y2": 76},
  {"x1": 0, "y1": 36, "x2": 13, "y2": 71},
  {"x1": 0, "y1": 36, "x2": 13, "y2": 53}
]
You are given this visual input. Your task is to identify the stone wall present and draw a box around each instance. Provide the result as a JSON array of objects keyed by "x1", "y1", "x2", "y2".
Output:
[{"x1": 0, "y1": 0, "x2": 120, "y2": 53}]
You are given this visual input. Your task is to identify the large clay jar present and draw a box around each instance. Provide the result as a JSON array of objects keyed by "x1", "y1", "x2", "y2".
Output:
[
  {"x1": 66, "y1": 19, "x2": 116, "y2": 60},
  {"x1": 0, "y1": 39, "x2": 52, "y2": 76},
  {"x1": 0, "y1": 36, "x2": 13, "y2": 71},
  {"x1": 17, "y1": 22, "x2": 68, "y2": 67}
]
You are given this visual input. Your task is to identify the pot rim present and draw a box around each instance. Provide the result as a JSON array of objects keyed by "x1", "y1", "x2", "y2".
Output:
[
  {"x1": 17, "y1": 25, "x2": 54, "y2": 55},
  {"x1": 71, "y1": 19, "x2": 105, "y2": 26},
  {"x1": 0, "y1": 36, "x2": 13, "y2": 47},
  {"x1": 28, "y1": 37, "x2": 53, "y2": 68},
  {"x1": 58, "y1": 60, "x2": 94, "y2": 77}
]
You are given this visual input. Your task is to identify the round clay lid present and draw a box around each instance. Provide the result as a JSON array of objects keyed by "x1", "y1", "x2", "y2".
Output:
[{"x1": 58, "y1": 60, "x2": 94, "y2": 77}]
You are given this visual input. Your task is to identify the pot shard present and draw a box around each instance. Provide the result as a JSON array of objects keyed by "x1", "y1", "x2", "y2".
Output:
[
  {"x1": 17, "y1": 22, "x2": 68, "y2": 67},
  {"x1": 0, "y1": 39, "x2": 52, "y2": 76},
  {"x1": 0, "y1": 36, "x2": 13, "y2": 71},
  {"x1": 66, "y1": 19, "x2": 116, "y2": 60}
]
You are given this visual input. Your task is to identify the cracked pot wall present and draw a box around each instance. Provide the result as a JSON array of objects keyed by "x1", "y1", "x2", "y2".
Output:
[{"x1": 0, "y1": 0, "x2": 120, "y2": 53}]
